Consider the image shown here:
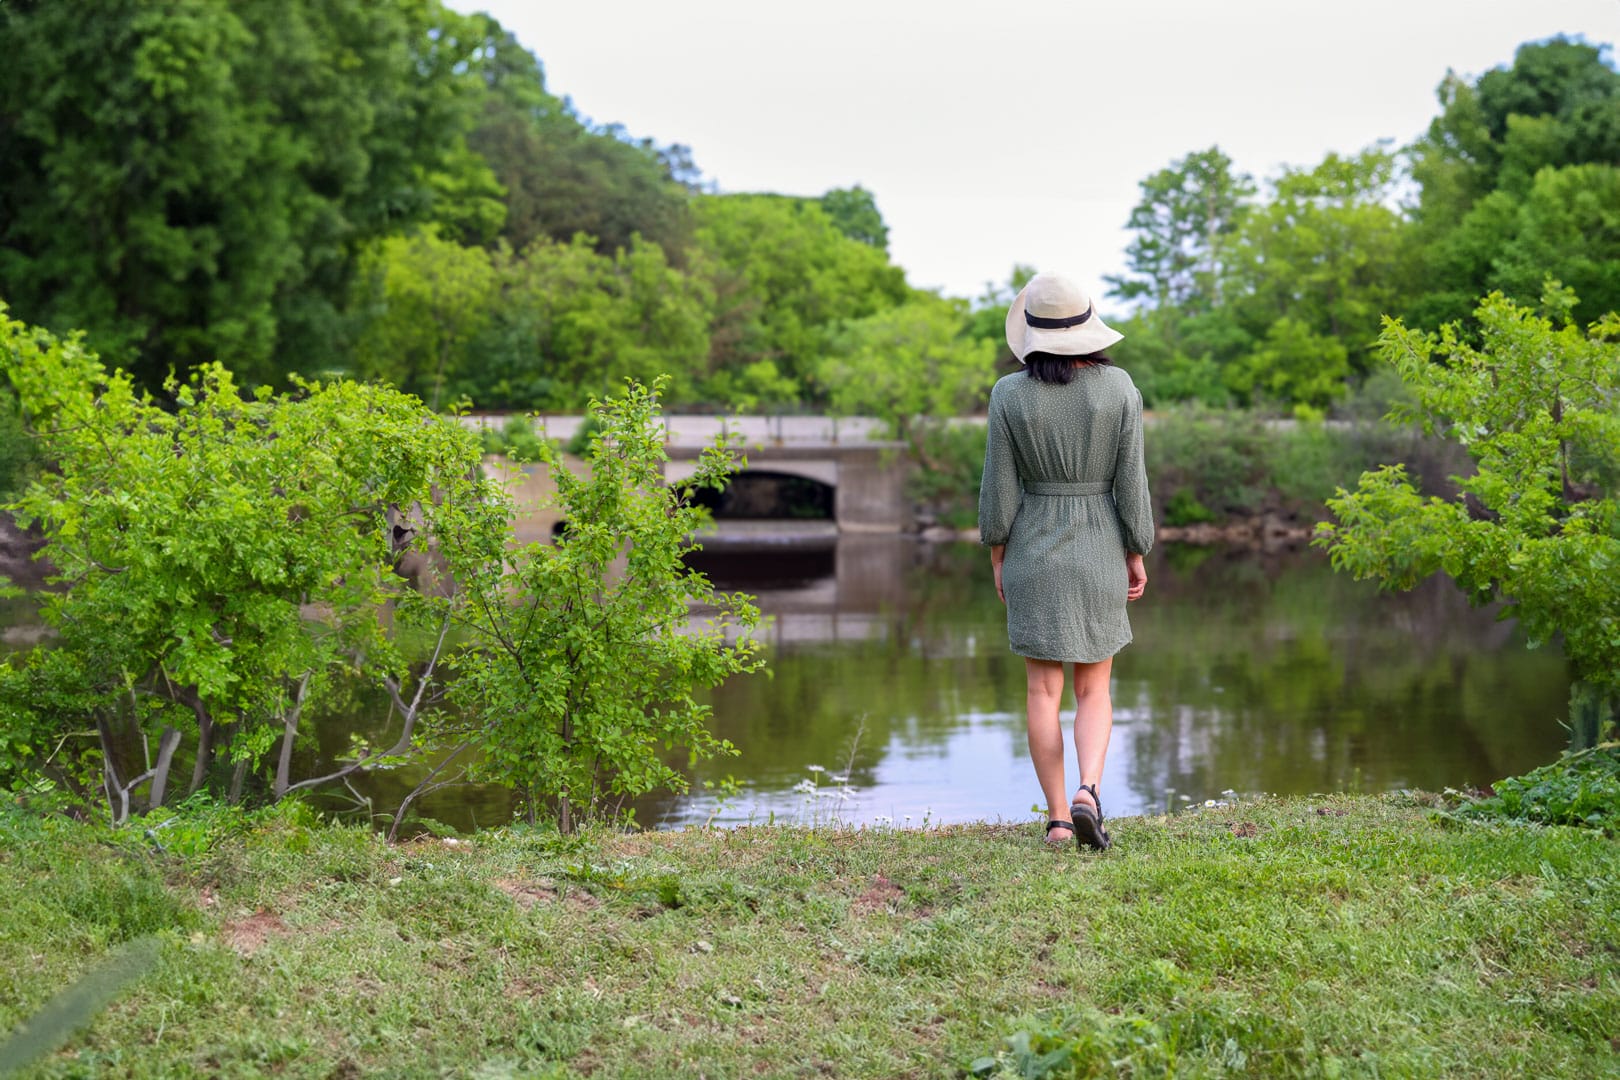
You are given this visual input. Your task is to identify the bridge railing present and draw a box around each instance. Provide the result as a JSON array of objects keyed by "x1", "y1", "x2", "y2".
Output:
[{"x1": 461, "y1": 414, "x2": 895, "y2": 447}]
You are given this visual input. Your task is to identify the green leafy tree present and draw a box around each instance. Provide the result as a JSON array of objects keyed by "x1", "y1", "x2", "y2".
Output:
[
  {"x1": 0, "y1": 0, "x2": 496, "y2": 390},
  {"x1": 691, "y1": 193, "x2": 910, "y2": 405},
  {"x1": 351, "y1": 228, "x2": 499, "y2": 409},
  {"x1": 1409, "y1": 38, "x2": 1620, "y2": 327},
  {"x1": 446, "y1": 380, "x2": 764, "y2": 832},
  {"x1": 818, "y1": 295, "x2": 997, "y2": 455},
  {"x1": 0, "y1": 307, "x2": 507, "y2": 818},
  {"x1": 465, "y1": 18, "x2": 695, "y2": 261},
  {"x1": 1227, "y1": 147, "x2": 1413, "y2": 402},
  {"x1": 460, "y1": 234, "x2": 711, "y2": 410},
  {"x1": 1317, "y1": 287, "x2": 1620, "y2": 747},
  {"x1": 1106, "y1": 146, "x2": 1255, "y2": 314},
  {"x1": 820, "y1": 186, "x2": 890, "y2": 252}
]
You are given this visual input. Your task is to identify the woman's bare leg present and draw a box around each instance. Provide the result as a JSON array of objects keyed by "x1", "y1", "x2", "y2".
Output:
[
  {"x1": 1070, "y1": 658, "x2": 1114, "y2": 815},
  {"x1": 1025, "y1": 658, "x2": 1071, "y2": 841}
]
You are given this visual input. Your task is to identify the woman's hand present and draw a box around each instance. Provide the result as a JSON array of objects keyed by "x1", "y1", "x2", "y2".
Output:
[
  {"x1": 991, "y1": 544, "x2": 1006, "y2": 605},
  {"x1": 1126, "y1": 552, "x2": 1147, "y2": 601}
]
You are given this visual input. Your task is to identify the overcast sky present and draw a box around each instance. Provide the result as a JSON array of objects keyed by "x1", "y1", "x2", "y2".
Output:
[{"x1": 454, "y1": 1, "x2": 1619, "y2": 304}]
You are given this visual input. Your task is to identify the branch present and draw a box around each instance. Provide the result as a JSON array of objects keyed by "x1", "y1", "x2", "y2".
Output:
[{"x1": 282, "y1": 609, "x2": 453, "y2": 795}]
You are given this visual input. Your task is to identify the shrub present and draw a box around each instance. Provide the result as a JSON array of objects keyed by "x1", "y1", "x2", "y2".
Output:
[
  {"x1": 0, "y1": 307, "x2": 508, "y2": 820},
  {"x1": 908, "y1": 421, "x2": 986, "y2": 530},
  {"x1": 447, "y1": 379, "x2": 765, "y2": 832},
  {"x1": 1451, "y1": 743, "x2": 1620, "y2": 833}
]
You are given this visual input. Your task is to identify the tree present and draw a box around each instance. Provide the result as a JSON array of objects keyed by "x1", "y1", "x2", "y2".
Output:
[
  {"x1": 0, "y1": 0, "x2": 497, "y2": 390},
  {"x1": 351, "y1": 228, "x2": 499, "y2": 410},
  {"x1": 818, "y1": 295, "x2": 997, "y2": 455},
  {"x1": 691, "y1": 193, "x2": 910, "y2": 405},
  {"x1": 465, "y1": 17, "x2": 695, "y2": 261},
  {"x1": 820, "y1": 186, "x2": 890, "y2": 252},
  {"x1": 1408, "y1": 38, "x2": 1620, "y2": 326},
  {"x1": 1317, "y1": 286, "x2": 1620, "y2": 747},
  {"x1": 446, "y1": 380, "x2": 763, "y2": 832},
  {"x1": 456, "y1": 234, "x2": 712, "y2": 411},
  {"x1": 0, "y1": 307, "x2": 507, "y2": 819},
  {"x1": 1105, "y1": 146, "x2": 1255, "y2": 314}
]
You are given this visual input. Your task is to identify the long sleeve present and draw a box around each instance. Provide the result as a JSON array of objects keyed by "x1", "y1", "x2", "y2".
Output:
[
  {"x1": 978, "y1": 386, "x2": 1021, "y2": 546},
  {"x1": 1113, "y1": 387, "x2": 1155, "y2": 555}
]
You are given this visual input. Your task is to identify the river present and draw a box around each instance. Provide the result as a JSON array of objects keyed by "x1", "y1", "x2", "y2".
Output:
[{"x1": 336, "y1": 535, "x2": 1569, "y2": 832}]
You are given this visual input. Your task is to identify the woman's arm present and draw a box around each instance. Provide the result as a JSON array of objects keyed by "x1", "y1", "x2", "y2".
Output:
[
  {"x1": 979, "y1": 384, "x2": 1020, "y2": 549},
  {"x1": 991, "y1": 544, "x2": 1006, "y2": 604},
  {"x1": 1113, "y1": 387, "x2": 1155, "y2": 557}
]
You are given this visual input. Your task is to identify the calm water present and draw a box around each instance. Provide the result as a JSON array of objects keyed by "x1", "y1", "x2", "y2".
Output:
[{"x1": 340, "y1": 535, "x2": 1570, "y2": 831}]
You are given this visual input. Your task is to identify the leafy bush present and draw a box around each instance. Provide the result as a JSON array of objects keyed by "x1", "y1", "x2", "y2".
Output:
[
  {"x1": 908, "y1": 421, "x2": 986, "y2": 530},
  {"x1": 1319, "y1": 288, "x2": 1620, "y2": 744},
  {"x1": 447, "y1": 379, "x2": 765, "y2": 832},
  {"x1": 479, "y1": 414, "x2": 549, "y2": 463},
  {"x1": 1452, "y1": 743, "x2": 1620, "y2": 833},
  {"x1": 1147, "y1": 406, "x2": 1270, "y2": 517},
  {"x1": 0, "y1": 307, "x2": 508, "y2": 820}
]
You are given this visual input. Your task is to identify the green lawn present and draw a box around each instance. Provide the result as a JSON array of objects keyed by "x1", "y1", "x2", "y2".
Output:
[{"x1": 1, "y1": 794, "x2": 1616, "y2": 1078}]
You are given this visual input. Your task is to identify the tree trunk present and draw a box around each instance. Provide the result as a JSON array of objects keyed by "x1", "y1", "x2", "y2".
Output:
[
  {"x1": 1568, "y1": 679, "x2": 1618, "y2": 751},
  {"x1": 187, "y1": 700, "x2": 214, "y2": 795},
  {"x1": 147, "y1": 727, "x2": 182, "y2": 811}
]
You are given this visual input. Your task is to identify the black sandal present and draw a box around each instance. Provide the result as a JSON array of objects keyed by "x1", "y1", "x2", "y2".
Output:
[
  {"x1": 1069, "y1": 784, "x2": 1111, "y2": 851},
  {"x1": 1044, "y1": 820, "x2": 1076, "y2": 845}
]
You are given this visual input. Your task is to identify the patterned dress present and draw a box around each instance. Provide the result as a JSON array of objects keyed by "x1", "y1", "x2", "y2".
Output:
[{"x1": 978, "y1": 365, "x2": 1155, "y2": 663}]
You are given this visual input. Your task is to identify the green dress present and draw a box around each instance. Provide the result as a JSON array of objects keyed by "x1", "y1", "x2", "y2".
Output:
[{"x1": 978, "y1": 366, "x2": 1155, "y2": 663}]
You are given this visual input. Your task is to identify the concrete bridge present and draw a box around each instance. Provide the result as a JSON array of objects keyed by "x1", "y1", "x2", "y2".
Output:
[{"x1": 472, "y1": 414, "x2": 914, "y2": 536}]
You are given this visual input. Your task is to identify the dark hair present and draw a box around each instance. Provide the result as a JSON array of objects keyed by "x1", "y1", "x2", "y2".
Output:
[{"x1": 1024, "y1": 350, "x2": 1114, "y2": 384}]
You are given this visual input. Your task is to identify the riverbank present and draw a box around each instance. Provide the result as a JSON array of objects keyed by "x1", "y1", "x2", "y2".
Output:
[{"x1": 3, "y1": 794, "x2": 1615, "y2": 1077}]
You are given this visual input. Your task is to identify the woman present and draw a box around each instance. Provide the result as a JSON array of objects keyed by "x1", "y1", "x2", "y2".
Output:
[{"x1": 979, "y1": 272, "x2": 1153, "y2": 851}]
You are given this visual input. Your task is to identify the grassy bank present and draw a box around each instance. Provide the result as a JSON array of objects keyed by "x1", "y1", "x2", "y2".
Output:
[{"x1": 2, "y1": 795, "x2": 1616, "y2": 1078}]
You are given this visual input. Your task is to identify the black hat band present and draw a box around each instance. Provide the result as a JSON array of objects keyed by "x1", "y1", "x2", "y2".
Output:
[{"x1": 1025, "y1": 302, "x2": 1093, "y2": 330}]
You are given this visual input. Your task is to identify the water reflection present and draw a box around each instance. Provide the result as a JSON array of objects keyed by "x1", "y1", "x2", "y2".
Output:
[
  {"x1": 635, "y1": 536, "x2": 1568, "y2": 828},
  {"x1": 252, "y1": 534, "x2": 1571, "y2": 832}
]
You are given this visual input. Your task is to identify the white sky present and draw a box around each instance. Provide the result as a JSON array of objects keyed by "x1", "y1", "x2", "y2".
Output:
[{"x1": 454, "y1": 0, "x2": 1620, "y2": 303}]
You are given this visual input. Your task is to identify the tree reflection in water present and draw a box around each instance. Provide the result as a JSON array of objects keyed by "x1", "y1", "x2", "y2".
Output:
[{"x1": 300, "y1": 537, "x2": 1568, "y2": 831}]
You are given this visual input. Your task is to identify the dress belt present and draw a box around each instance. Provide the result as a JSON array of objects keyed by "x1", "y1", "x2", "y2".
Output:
[{"x1": 1023, "y1": 480, "x2": 1113, "y2": 496}]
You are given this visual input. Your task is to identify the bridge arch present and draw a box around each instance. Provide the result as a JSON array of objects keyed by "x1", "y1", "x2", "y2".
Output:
[{"x1": 673, "y1": 465, "x2": 837, "y2": 521}]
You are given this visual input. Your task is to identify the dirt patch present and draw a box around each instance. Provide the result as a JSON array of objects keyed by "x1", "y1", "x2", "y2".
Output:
[
  {"x1": 853, "y1": 874, "x2": 905, "y2": 914},
  {"x1": 222, "y1": 909, "x2": 290, "y2": 956},
  {"x1": 1230, "y1": 822, "x2": 1260, "y2": 838},
  {"x1": 566, "y1": 889, "x2": 602, "y2": 912},
  {"x1": 493, "y1": 877, "x2": 558, "y2": 909}
]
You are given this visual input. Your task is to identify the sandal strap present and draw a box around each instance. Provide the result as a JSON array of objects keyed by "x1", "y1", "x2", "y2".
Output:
[
  {"x1": 1077, "y1": 783, "x2": 1104, "y2": 821},
  {"x1": 1046, "y1": 819, "x2": 1075, "y2": 833}
]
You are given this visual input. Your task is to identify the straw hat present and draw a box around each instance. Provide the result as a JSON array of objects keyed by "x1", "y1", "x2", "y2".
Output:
[{"x1": 1004, "y1": 273, "x2": 1123, "y2": 362}]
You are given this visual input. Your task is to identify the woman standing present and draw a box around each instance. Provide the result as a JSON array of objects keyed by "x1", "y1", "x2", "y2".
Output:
[{"x1": 979, "y1": 272, "x2": 1154, "y2": 851}]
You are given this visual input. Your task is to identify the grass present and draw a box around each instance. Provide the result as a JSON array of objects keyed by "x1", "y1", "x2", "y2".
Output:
[{"x1": 1, "y1": 794, "x2": 1616, "y2": 1078}]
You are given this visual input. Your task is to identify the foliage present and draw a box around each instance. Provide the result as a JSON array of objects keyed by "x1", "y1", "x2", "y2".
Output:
[
  {"x1": 1410, "y1": 37, "x2": 1620, "y2": 327},
  {"x1": 907, "y1": 422, "x2": 989, "y2": 530},
  {"x1": 0, "y1": 0, "x2": 497, "y2": 390},
  {"x1": 351, "y1": 227, "x2": 499, "y2": 409},
  {"x1": 1105, "y1": 145, "x2": 1254, "y2": 312},
  {"x1": 0, "y1": 307, "x2": 507, "y2": 818},
  {"x1": 1318, "y1": 287, "x2": 1620, "y2": 742},
  {"x1": 1146, "y1": 407, "x2": 1271, "y2": 517},
  {"x1": 446, "y1": 380, "x2": 764, "y2": 832},
  {"x1": 471, "y1": 235, "x2": 713, "y2": 410},
  {"x1": 690, "y1": 193, "x2": 910, "y2": 407},
  {"x1": 819, "y1": 185, "x2": 890, "y2": 251},
  {"x1": 0, "y1": 386, "x2": 37, "y2": 499},
  {"x1": 818, "y1": 295, "x2": 997, "y2": 449},
  {"x1": 478, "y1": 415, "x2": 550, "y2": 464},
  {"x1": 1451, "y1": 743, "x2": 1620, "y2": 833},
  {"x1": 466, "y1": 18, "x2": 695, "y2": 260}
]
